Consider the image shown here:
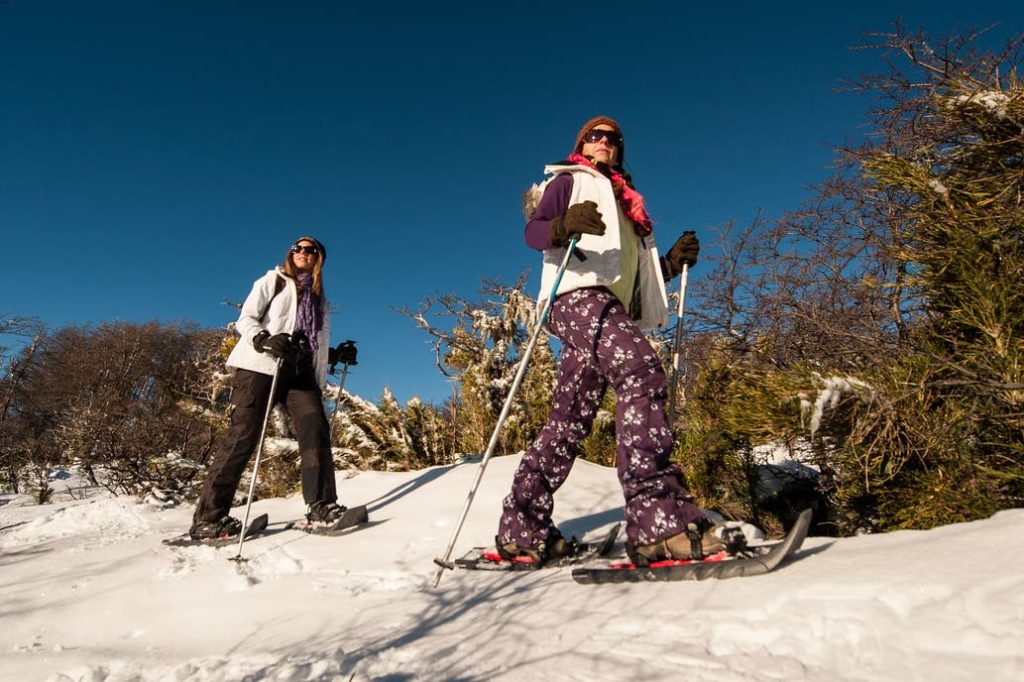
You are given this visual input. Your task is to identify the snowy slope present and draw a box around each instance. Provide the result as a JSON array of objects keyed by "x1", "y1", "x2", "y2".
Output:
[{"x1": 1, "y1": 456, "x2": 1022, "y2": 682}]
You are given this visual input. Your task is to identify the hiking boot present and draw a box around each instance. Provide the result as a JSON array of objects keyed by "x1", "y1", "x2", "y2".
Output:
[
  {"x1": 630, "y1": 518, "x2": 736, "y2": 565},
  {"x1": 189, "y1": 515, "x2": 243, "y2": 540},
  {"x1": 306, "y1": 501, "x2": 348, "y2": 524},
  {"x1": 497, "y1": 527, "x2": 579, "y2": 564}
]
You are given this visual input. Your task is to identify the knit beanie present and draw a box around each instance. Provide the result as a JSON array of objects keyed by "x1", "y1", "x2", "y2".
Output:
[
  {"x1": 573, "y1": 116, "x2": 625, "y2": 165},
  {"x1": 293, "y1": 235, "x2": 327, "y2": 263}
]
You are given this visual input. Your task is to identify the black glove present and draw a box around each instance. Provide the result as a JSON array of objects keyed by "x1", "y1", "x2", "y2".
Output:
[
  {"x1": 550, "y1": 200, "x2": 607, "y2": 247},
  {"x1": 253, "y1": 331, "x2": 299, "y2": 363},
  {"x1": 666, "y1": 230, "x2": 700, "y2": 276},
  {"x1": 328, "y1": 340, "x2": 358, "y2": 369}
]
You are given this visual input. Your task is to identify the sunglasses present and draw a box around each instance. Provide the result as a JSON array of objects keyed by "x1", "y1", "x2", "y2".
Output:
[
  {"x1": 583, "y1": 128, "x2": 622, "y2": 146},
  {"x1": 291, "y1": 244, "x2": 320, "y2": 256}
]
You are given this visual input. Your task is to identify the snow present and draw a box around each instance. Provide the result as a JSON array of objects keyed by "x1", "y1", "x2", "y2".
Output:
[
  {"x1": 807, "y1": 375, "x2": 873, "y2": 436},
  {"x1": 2, "y1": 458, "x2": 1023, "y2": 681},
  {"x1": 953, "y1": 90, "x2": 1013, "y2": 119},
  {"x1": 929, "y1": 178, "x2": 951, "y2": 197}
]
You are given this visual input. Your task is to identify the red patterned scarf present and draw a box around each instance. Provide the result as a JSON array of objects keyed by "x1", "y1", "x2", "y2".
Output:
[{"x1": 567, "y1": 153, "x2": 653, "y2": 236}]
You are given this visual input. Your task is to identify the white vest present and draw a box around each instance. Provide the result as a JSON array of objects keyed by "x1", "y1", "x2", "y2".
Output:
[
  {"x1": 225, "y1": 267, "x2": 331, "y2": 388},
  {"x1": 535, "y1": 164, "x2": 669, "y2": 330}
]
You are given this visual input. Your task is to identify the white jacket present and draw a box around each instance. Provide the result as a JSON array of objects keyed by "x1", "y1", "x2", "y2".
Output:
[
  {"x1": 226, "y1": 267, "x2": 331, "y2": 388},
  {"x1": 535, "y1": 164, "x2": 669, "y2": 330}
]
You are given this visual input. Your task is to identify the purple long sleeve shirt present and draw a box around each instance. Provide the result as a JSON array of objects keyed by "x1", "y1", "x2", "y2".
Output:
[{"x1": 524, "y1": 173, "x2": 574, "y2": 251}]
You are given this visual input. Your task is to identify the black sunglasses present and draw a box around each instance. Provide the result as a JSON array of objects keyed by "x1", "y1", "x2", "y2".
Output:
[
  {"x1": 291, "y1": 244, "x2": 320, "y2": 256},
  {"x1": 583, "y1": 128, "x2": 622, "y2": 146}
]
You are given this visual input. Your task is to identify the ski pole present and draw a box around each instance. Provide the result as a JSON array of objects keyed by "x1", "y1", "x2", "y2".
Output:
[
  {"x1": 231, "y1": 356, "x2": 284, "y2": 562},
  {"x1": 432, "y1": 237, "x2": 579, "y2": 587},
  {"x1": 666, "y1": 263, "x2": 689, "y2": 427},
  {"x1": 328, "y1": 362, "x2": 350, "y2": 434},
  {"x1": 327, "y1": 340, "x2": 357, "y2": 434}
]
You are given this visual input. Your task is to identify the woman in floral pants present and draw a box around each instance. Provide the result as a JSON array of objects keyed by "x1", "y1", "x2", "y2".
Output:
[{"x1": 496, "y1": 116, "x2": 722, "y2": 565}]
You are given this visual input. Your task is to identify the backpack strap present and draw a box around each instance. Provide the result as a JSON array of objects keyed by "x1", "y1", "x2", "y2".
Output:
[{"x1": 257, "y1": 275, "x2": 286, "y2": 324}]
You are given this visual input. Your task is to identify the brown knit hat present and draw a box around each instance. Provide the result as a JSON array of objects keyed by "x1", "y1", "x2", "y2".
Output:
[{"x1": 573, "y1": 116, "x2": 625, "y2": 165}]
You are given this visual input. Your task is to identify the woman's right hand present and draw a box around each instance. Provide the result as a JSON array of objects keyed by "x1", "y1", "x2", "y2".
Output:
[
  {"x1": 550, "y1": 201, "x2": 606, "y2": 246},
  {"x1": 253, "y1": 331, "x2": 298, "y2": 361}
]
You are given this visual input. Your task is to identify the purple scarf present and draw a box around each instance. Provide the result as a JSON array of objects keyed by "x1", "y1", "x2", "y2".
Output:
[{"x1": 294, "y1": 273, "x2": 323, "y2": 351}]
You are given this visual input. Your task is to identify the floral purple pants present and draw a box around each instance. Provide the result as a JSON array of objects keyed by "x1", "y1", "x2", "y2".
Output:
[{"x1": 497, "y1": 287, "x2": 704, "y2": 549}]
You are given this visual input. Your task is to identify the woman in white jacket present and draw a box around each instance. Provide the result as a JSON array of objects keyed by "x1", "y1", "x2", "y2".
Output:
[{"x1": 190, "y1": 236, "x2": 352, "y2": 540}]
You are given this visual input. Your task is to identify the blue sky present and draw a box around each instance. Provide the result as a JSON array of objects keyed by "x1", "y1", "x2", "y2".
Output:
[{"x1": 1, "y1": 1, "x2": 1020, "y2": 404}]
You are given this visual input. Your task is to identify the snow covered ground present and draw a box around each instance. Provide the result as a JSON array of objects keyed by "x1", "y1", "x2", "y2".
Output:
[{"x1": 1, "y1": 456, "x2": 1022, "y2": 681}]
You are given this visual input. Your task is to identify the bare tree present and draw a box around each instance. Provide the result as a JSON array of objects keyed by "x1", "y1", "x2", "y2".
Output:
[{"x1": 3, "y1": 321, "x2": 230, "y2": 501}]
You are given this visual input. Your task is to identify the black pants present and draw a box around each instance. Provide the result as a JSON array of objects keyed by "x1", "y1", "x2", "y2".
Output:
[{"x1": 193, "y1": 367, "x2": 337, "y2": 525}]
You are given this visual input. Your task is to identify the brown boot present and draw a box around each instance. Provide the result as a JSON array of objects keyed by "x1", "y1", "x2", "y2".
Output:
[
  {"x1": 497, "y1": 543, "x2": 542, "y2": 562},
  {"x1": 631, "y1": 520, "x2": 728, "y2": 565},
  {"x1": 496, "y1": 527, "x2": 578, "y2": 564}
]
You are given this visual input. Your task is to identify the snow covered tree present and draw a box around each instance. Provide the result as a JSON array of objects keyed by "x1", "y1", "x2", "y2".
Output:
[
  {"x1": 403, "y1": 396, "x2": 456, "y2": 467},
  {"x1": 330, "y1": 387, "x2": 415, "y2": 470},
  {"x1": 403, "y1": 275, "x2": 557, "y2": 457}
]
